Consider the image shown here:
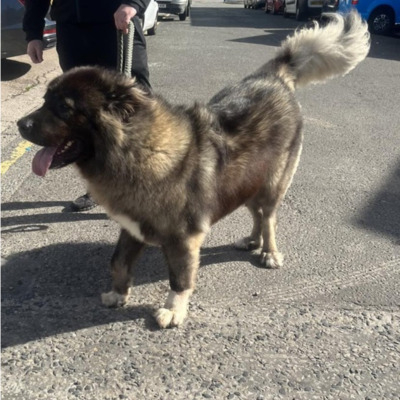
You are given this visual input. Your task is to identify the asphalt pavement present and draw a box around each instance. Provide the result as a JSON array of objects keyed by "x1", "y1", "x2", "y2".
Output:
[{"x1": 2, "y1": 1, "x2": 400, "y2": 399}]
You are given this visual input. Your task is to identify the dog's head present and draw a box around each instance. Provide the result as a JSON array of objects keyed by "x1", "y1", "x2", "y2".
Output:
[{"x1": 17, "y1": 66, "x2": 151, "y2": 176}]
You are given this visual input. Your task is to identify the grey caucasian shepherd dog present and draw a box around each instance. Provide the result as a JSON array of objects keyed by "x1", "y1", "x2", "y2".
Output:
[{"x1": 18, "y1": 12, "x2": 370, "y2": 328}]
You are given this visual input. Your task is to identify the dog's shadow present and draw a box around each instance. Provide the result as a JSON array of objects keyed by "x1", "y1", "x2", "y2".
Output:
[{"x1": 1, "y1": 241, "x2": 258, "y2": 347}]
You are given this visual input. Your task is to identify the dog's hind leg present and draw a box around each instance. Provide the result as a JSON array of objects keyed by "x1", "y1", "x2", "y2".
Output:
[
  {"x1": 101, "y1": 229, "x2": 145, "y2": 307},
  {"x1": 234, "y1": 199, "x2": 264, "y2": 251},
  {"x1": 259, "y1": 143, "x2": 303, "y2": 268},
  {"x1": 155, "y1": 231, "x2": 206, "y2": 329}
]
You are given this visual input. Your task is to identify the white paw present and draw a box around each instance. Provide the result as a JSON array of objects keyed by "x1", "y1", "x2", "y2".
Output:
[
  {"x1": 260, "y1": 251, "x2": 283, "y2": 269},
  {"x1": 154, "y1": 307, "x2": 187, "y2": 329},
  {"x1": 234, "y1": 237, "x2": 262, "y2": 251},
  {"x1": 101, "y1": 290, "x2": 129, "y2": 307}
]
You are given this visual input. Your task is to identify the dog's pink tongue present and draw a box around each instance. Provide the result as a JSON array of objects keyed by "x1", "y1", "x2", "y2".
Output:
[{"x1": 32, "y1": 147, "x2": 57, "y2": 177}]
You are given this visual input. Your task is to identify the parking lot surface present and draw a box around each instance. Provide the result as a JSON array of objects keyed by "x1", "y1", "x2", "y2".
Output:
[{"x1": 2, "y1": 1, "x2": 400, "y2": 399}]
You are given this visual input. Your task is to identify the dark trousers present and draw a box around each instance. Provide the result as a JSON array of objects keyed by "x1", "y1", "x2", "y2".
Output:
[{"x1": 55, "y1": 17, "x2": 151, "y2": 90}]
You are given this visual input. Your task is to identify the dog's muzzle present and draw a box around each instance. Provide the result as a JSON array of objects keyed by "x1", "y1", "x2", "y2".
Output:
[{"x1": 17, "y1": 117, "x2": 34, "y2": 139}]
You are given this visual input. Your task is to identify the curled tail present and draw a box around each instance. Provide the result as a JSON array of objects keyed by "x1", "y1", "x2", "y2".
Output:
[{"x1": 274, "y1": 12, "x2": 370, "y2": 89}]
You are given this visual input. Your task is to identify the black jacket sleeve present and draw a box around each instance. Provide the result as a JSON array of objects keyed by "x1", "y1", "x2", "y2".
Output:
[
  {"x1": 23, "y1": 0, "x2": 51, "y2": 42},
  {"x1": 123, "y1": 0, "x2": 151, "y2": 18}
]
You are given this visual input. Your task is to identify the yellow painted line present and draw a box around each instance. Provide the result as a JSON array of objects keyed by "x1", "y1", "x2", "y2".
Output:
[{"x1": 1, "y1": 140, "x2": 32, "y2": 175}]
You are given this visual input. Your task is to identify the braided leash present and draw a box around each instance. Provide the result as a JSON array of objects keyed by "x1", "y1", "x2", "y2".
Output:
[{"x1": 117, "y1": 21, "x2": 135, "y2": 77}]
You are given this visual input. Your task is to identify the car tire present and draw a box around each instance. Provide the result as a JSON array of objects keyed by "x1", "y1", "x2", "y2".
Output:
[
  {"x1": 295, "y1": 0, "x2": 306, "y2": 21},
  {"x1": 148, "y1": 13, "x2": 158, "y2": 35},
  {"x1": 179, "y1": 8, "x2": 187, "y2": 20},
  {"x1": 368, "y1": 7, "x2": 394, "y2": 35},
  {"x1": 179, "y1": 5, "x2": 190, "y2": 20}
]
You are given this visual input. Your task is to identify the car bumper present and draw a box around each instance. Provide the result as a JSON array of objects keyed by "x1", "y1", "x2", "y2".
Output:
[
  {"x1": 157, "y1": 2, "x2": 187, "y2": 15},
  {"x1": 43, "y1": 29, "x2": 57, "y2": 49}
]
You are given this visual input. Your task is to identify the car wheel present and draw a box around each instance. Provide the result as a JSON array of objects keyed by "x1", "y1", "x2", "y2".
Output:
[
  {"x1": 148, "y1": 13, "x2": 158, "y2": 35},
  {"x1": 179, "y1": 6, "x2": 187, "y2": 20},
  {"x1": 295, "y1": 0, "x2": 306, "y2": 20},
  {"x1": 368, "y1": 7, "x2": 394, "y2": 35}
]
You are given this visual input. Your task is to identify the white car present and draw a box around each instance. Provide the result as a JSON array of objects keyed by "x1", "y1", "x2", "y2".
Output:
[
  {"x1": 156, "y1": 0, "x2": 192, "y2": 21},
  {"x1": 143, "y1": 0, "x2": 159, "y2": 35}
]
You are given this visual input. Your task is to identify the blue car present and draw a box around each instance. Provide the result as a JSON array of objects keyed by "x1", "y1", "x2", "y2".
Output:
[{"x1": 338, "y1": 0, "x2": 400, "y2": 35}]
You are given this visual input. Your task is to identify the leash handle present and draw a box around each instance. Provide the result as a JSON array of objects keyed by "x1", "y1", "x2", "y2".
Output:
[{"x1": 117, "y1": 21, "x2": 135, "y2": 77}]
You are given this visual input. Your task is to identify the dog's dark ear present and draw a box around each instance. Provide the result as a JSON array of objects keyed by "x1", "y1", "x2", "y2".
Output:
[
  {"x1": 105, "y1": 88, "x2": 135, "y2": 118},
  {"x1": 105, "y1": 82, "x2": 151, "y2": 121}
]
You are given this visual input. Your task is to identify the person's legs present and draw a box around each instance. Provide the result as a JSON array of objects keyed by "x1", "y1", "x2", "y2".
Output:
[
  {"x1": 92, "y1": 18, "x2": 151, "y2": 90},
  {"x1": 57, "y1": 21, "x2": 151, "y2": 85},
  {"x1": 83, "y1": 19, "x2": 151, "y2": 89},
  {"x1": 56, "y1": 23, "x2": 92, "y2": 72},
  {"x1": 131, "y1": 18, "x2": 151, "y2": 91}
]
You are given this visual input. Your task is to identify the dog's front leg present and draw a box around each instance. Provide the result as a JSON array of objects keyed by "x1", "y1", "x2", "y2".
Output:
[
  {"x1": 101, "y1": 229, "x2": 145, "y2": 307},
  {"x1": 155, "y1": 232, "x2": 206, "y2": 329}
]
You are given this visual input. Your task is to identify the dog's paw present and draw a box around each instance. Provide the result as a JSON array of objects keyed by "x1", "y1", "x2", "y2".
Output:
[
  {"x1": 234, "y1": 237, "x2": 262, "y2": 251},
  {"x1": 154, "y1": 308, "x2": 187, "y2": 329},
  {"x1": 260, "y1": 251, "x2": 283, "y2": 269},
  {"x1": 101, "y1": 290, "x2": 129, "y2": 307}
]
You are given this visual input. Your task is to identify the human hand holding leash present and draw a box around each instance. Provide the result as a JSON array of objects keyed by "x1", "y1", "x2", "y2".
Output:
[{"x1": 114, "y1": 5, "x2": 137, "y2": 34}]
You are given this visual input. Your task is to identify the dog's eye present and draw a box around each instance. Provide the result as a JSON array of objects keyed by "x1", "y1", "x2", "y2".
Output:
[
  {"x1": 56, "y1": 102, "x2": 73, "y2": 119},
  {"x1": 59, "y1": 103, "x2": 70, "y2": 112}
]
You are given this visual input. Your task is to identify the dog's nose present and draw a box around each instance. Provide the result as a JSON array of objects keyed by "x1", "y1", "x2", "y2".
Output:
[{"x1": 17, "y1": 117, "x2": 34, "y2": 137}]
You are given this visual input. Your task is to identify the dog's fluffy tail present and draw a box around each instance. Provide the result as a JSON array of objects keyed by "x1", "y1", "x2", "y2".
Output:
[{"x1": 272, "y1": 12, "x2": 370, "y2": 90}]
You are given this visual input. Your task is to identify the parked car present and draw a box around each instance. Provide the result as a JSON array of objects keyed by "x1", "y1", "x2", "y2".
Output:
[
  {"x1": 338, "y1": 0, "x2": 400, "y2": 35},
  {"x1": 1, "y1": 0, "x2": 56, "y2": 59},
  {"x1": 283, "y1": 0, "x2": 324, "y2": 20},
  {"x1": 265, "y1": 0, "x2": 284, "y2": 14},
  {"x1": 244, "y1": 0, "x2": 266, "y2": 9},
  {"x1": 142, "y1": 0, "x2": 159, "y2": 35},
  {"x1": 156, "y1": 0, "x2": 192, "y2": 20}
]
